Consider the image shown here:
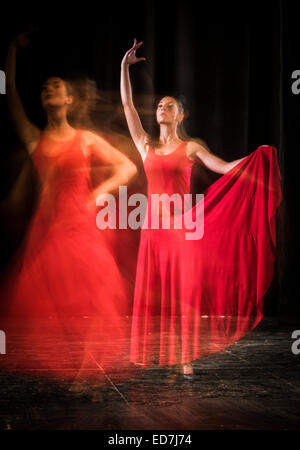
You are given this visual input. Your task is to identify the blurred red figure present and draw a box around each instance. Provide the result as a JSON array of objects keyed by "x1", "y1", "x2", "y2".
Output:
[
  {"x1": 121, "y1": 40, "x2": 282, "y2": 377},
  {"x1": 0, "y1": 32, "x2": 137, "y2": 387}
]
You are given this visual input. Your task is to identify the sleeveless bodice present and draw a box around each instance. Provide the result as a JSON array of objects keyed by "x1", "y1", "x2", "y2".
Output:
[
  {"x1": 144, "y1": 142, "x2": 193, "y2": 197},
  {"x1": 31, "y1": 129, "x2": 93, "y2": 228},
  {"x1": 143, "y1": 142, "x2": 194, "y2": 221}
]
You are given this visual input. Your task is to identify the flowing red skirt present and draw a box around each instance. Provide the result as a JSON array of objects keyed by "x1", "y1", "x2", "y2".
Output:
[
  {"x1": 130, "y1": 146, "x2": 282, "y2": 366},
  {"x1": 0, "y1": 175, "x2": 130, "y2": 382}
]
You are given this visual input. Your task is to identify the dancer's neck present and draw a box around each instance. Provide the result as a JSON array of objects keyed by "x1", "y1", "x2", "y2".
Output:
[
  {"x1": 159, "y1": 124, "x2": 179, "y2": 146},
  {"x1": 45, "y1": 109, "x2": 74, "y2": 135}
]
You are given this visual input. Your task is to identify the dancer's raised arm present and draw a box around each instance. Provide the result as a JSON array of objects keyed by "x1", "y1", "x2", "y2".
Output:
[
  {"x1": 120, "y1": 39, "x2": 149, "y2": 161},
  {"x1": 5, "y1": 32, "x2": 40, "y2": 155}
]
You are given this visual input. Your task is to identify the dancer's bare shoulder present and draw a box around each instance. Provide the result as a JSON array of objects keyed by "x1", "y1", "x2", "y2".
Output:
[
  {"x1": 186, "y1": 141, "x2": 207, "y2": 161},
  {"x1": 81, "y1": 129, "x2": 107, "y2": 158}
]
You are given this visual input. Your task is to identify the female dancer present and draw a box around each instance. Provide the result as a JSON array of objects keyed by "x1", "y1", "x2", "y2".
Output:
[
  {"x1": 0, "y1": 32, "x2": 136, "y2": 383},
  {"x1": 121, "y1": 40, "x2": 282, "y2": 377}
]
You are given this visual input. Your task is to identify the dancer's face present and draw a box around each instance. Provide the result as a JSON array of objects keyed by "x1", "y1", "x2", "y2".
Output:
[
  {"x1": 156, "y1": 97, "x2": 183, "y2": 126},
  {"x1": 41, "y1": 77, "x2": 73, "y2": 110}
]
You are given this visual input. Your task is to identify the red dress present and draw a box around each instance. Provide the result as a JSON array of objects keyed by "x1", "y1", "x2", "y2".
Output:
[
  {"x1": 0, "y1": 130, "x2": 128, "y2": 379},
  {"x1": 130, "y1": 142, "x2": 282, "y2": 366}
]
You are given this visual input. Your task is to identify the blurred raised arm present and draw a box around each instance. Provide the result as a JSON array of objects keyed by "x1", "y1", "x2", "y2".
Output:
[{"x1": 5, "y1": 32, "x2": 40, "y2": 155}]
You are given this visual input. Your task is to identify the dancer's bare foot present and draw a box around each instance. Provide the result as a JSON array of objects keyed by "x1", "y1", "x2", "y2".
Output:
[
  {"x1": 167, "y1": 372, "x2": 181, "y2": 383},
  {"x1": 182, "y1": 363, "x2": 194, "y2": 376},
  {"x1": 173, "y1": 362, "x2": 194, "y2": 378},
  {"x1": 91, "y1": 390, "x2": 104, "y2": 403},
  {"x1": 69, "y1": 383, "x2": 90, "y2": 396},
  {"x1": 69, "y1": 381, "x2": 90, "y2": 396},
  {"x1": 69, "y1": 381, "x2": 106, "y2": 402}
]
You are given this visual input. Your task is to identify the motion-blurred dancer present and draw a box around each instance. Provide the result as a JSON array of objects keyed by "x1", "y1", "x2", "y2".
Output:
[
  {"x1": 121, "y1": 39, "x2": 282, "y2": 378},
  {"x1": 0, "y1": 32, "x2": 137, "y2": 392}
]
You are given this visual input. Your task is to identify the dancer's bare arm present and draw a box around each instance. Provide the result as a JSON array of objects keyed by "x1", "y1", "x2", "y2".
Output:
[
  {"x1": 121, "y1": 39, "x2": 149, "y2": 161},
  {"x1": 186, "y1": 141, "x2": 245, "y2": 175},
  {"x1": 5, "y1": 32, "x2": 40, "y2": 155},
  {"x1": 83, "y1": 130, "x2": 137, "y2": 203}
]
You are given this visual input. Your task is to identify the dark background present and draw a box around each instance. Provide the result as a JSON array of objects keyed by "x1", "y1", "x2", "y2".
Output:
[{"x1": 0, "y1": 0, "x2": 299, "y2": 319}]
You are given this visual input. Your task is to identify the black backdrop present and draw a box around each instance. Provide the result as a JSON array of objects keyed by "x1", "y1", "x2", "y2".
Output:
[{"x1": 0, "y1": 0, "x2": 299, "y2": 318}]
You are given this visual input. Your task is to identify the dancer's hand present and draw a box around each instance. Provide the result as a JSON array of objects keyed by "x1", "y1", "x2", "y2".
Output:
[
  {"x1": 121, "y1": 39, "x2": 146, "y2": 66},
  {"x1": 14, "y1": 31, "x2": 31, "y2": 48},
  {"x1": 87, "y1": 189, "x2": 108, "y2": 213},
  {"x1": 12, "y1": 28, "x2": 38, "y2": 49}
]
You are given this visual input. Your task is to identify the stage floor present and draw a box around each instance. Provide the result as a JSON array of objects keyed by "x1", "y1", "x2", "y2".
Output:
[{"x1": 0, "y1": 318, "x2": 299, "y2": 430}]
